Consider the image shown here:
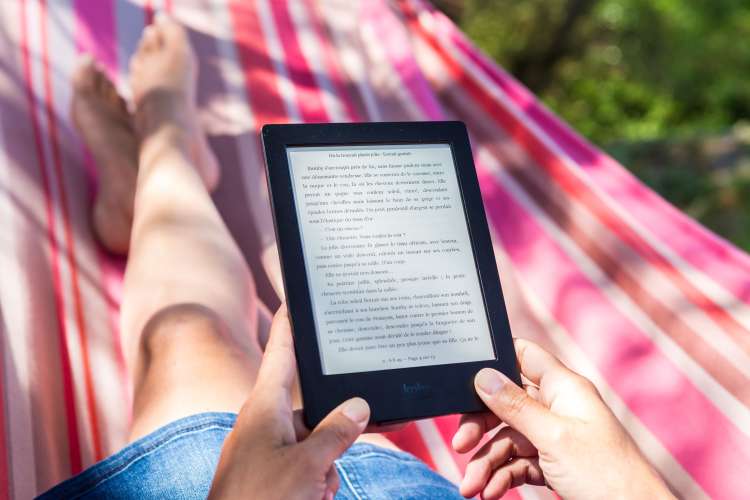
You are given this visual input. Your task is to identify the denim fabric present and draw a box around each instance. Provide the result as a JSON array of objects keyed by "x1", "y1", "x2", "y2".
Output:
[{"x1": 38, "y1": 413, "x2": 463, "y2": 499}]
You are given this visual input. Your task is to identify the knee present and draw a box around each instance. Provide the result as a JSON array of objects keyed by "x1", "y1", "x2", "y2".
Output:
[{"x1": 138, "y1": 303, "x2": 229, "y2": 362}]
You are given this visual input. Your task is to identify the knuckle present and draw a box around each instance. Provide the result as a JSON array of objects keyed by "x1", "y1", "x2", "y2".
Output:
[
  {"x1": 572, "y1": 374, "x2": 597, "y2": 393},
  {"x1": 499, "y1": 387, "x2": 530, "y2": 417},
  {"x1": 328, "y1": 421, "x2": 355, "y2": 448}
]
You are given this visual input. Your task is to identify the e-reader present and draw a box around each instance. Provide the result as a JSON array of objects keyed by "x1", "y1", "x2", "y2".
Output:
[{"x1": 262, "y1": 121, "x2": 520, "y2": 427}]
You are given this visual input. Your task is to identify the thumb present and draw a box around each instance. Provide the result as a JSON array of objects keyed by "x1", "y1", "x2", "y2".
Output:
[
  {"x1": 474, "y1": 368, "x2": 560, "y2": 449},
  {"x1": 300, "y1": 397, "x2": 370, "y2": 467}
]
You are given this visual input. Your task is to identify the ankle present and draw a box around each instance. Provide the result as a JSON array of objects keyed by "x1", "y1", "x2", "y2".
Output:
[
  {"x1": 134, "y1": 89, "x2": 192, "y2": 140},
  {"x1": 135, "y1": 90, "x2": 193, "y2": 168}
]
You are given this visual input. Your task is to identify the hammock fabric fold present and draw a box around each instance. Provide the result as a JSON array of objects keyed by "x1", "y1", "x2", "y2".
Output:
[{"x1": 0, "y1": 0, "x2": 748, "y2": 498}]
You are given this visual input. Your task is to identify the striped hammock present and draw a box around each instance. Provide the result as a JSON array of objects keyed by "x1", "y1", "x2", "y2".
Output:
[{"x1": 0, "y1": 0, "x2": 748, "y2": 498}]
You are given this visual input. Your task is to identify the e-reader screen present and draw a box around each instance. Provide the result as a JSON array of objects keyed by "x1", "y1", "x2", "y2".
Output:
[{"x1": 287, "y1": 143, "x2": 496, "y2": 375}]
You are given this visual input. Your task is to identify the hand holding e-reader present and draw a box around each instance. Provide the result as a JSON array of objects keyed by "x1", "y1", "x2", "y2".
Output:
[{"x1": 262, "y1": 121, "x2": 520, "y2": 426}]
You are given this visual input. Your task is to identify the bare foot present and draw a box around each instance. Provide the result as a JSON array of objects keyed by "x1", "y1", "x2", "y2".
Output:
[
  {"x1": 72, "y1": 56, "x2": 137, "y2": 255},
  {"x1": 128, "y1": 16, "x2": 219, "y2": 190}
]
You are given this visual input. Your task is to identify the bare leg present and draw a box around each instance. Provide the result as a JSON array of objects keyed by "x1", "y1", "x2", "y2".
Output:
[
  {"x1": 72, "y1": 41, "x2": 219, "y2": 255},
  {"x1": 120, "y1": 19, "x2": 264, "y2": 442},
  {"x1": 74, "y1": 17, "x2": 401, "y2": 450},
  {"x1": 72, "y1": 17, "x2": 264, "y2": 442}
]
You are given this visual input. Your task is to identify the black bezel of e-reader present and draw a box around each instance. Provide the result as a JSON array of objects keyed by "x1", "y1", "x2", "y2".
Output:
[{"x1": 261, "y1": 121, "x2": 520, "y2": 427}]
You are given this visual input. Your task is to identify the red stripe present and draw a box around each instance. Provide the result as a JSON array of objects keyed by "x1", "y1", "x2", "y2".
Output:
[
  {"x1": 19, "y1": 0, "x2": 82, "y2": 473},
  {"x1": 269, "y1": 1, "x2": 327, "y2": 122},
  {"x1": 432, "y1": 416, "x2": 470, "y2": 472},
  {"x1": 74, "y1": 0, "x2": 133, "y2": 434},
  {"x1": 226, "y1": 0, "x2": 463, "y2": 473},
  {"x1": 400, "y1": 2, "x2": 750, "y2": 356},
  {"x1": 40, "y1": 0, "x2": 104, "y2": 463},
  {"x1": 144, "y1": 0, "x2": 154, "y2": 25},
  {"x1": 229, "y1": 0, "x2": 289, "y2": 126},
  {"x1": 384, "y1": 426, "x2": 438, "y2": 471},
  {"x1": 276, "y1": 0, "x2": 452, "y2": 471},
  {"x1": 436, "y1": 74, "x2": 750, "y2": 405},
  {"x1": 303, "y1": 0, "x2": 360, "y2": 121},
  {"x1": 439, "y1": 10, "x2": 750, "y2": 300}
]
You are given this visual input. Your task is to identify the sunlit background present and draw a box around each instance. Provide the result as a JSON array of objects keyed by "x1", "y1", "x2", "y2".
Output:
[{"x1": 435, "y1": 0, "x2": 750, "y2": 250}]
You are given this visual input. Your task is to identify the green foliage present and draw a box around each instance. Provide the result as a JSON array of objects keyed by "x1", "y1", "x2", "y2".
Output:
[
  {"x1": 457, "y1": 0, "x2": 750, "y2": 250},
  {"x1": 460, "y1": 0, "x2": 750, "y2": 144}
]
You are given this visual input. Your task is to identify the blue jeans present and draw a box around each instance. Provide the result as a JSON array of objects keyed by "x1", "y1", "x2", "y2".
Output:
[{"x1": 38, "y1": 413, "x2": 462, "y2": 499}]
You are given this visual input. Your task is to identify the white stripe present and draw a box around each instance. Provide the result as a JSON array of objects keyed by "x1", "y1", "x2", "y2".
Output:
[
  {"x1": 506, "y1": 149, "x2": 750, "y2": 379},
  {"x1": 256, "y1": 0, "x2": 301, "y2": 122},
  {"x1": 33, "y1": 0, "x2": 98, "y2": 468},
  {"x1": 412, "y1": 1, "x2": 750, "y2": 343},
  {"x1": 477, "y1": 148, "x2": 750, "y2": 437},
  {"x1": 358, "y1": 19, "x2": 423, "y2": 121},
  {"x1": 0, "y1": 6, "x2": 37, "y2": 495},
  {"x1": 318, "y1": 1, "x2": 381, "y2": 121},
  {"x1": 28, "y1": 0, "x2": 88, "y2": 472},
  {"x1": 489, "y1": 243, "x2": 710, "y2": 500},
  {"x1": 287, "y1": 1, "x2": 347, "y2": 122},
  {"x1": 61, "y1": 0, "x2": 134, "y2": 458},
  {"x1": 414, "y1": 419, "x2": 461, "y2": 484},
  {"x1": 203, "y1": 0, "x2": 279, "y2": 264}
]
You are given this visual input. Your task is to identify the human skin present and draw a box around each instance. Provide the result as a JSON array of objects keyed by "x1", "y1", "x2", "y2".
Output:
[{"x1": 452, "y1": 339, "x2": 675, "y2": 500}]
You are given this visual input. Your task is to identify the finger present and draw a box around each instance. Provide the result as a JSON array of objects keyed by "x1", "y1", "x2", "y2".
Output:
[
  {"x1": 472, "y1": 426, "x2": 537, "y2": 466},
  {"x1": 481, "y1": 457, "x2": 545, "y2": 500},
  {"x1": 255, "y1": 305, "x2": 297, "y2": 401},
  {"x1": 300, "y1": 397, "x2": 370, "y2": 467},
  {"x1": 525, "y1": 384, "x2": 541, "y2": 401},
  {"x1": 514, "y1": 338, "x2": 575, "y2": 390},
  {"x1": 459, "y1": 427, "x2": 536, "y2": 498},
  {"x1": 452, "y1": 412, "x2": 501, "y2": 453},
  {"x1": 515, "y1": 339, "x2": 602, "y2": 415},
  {"x1": 474, "y1": 368, "x2": 561, "y2": 449}
]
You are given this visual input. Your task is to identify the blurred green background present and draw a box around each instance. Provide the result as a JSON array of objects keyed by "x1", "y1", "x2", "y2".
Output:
[{"x1": 435, "y1": 0, "x2": 750, "y2": 251}]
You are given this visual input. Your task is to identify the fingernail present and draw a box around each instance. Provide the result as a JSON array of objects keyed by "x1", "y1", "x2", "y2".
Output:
[
  {"x1": 325, "y1": 491, "x2": 334, "y2": 500},
  {"x1": 342, "y1": 397, "x2": 370, "y2": 425},
  {"x1": 475, "y1": 368, "x2": 506, "y2": 396}
]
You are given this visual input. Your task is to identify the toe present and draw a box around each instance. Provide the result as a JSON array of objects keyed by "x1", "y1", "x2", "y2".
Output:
[
  {"x1": 155, "y1": 14, "x2": 187, "y2": 45},
  {"x1": 92, "y1": 67, "x2": 108, "y2": 94},
  {"x1": 140, "y1": 25, "x2": 162, "y2": 52},
  {"x1": 72, "y1": 55, "x2": 97, "y2": 92}
]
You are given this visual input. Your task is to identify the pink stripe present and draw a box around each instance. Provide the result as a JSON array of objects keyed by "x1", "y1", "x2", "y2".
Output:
[
  {"x1": 477, "y1": 163, "x2": 749, "y2": 498},
  {"x1": 404, "y1": 3, "x2": 750, "y2": 355},
  {"x1": 73, "y1": 0, "x2": 132, "y2": 432},
  {"x1": 268, "y1": 0, "x2": 327, "y2": 122},
  {"x1": 143, "y1": 0, "x2": 154, "y2": 25},
  {"x1": 260, "y1": 0, "x2": 464, "y2": 474},
  {"x1": 19, "y1": 0, "x2": 82, "y2": 473},
  {"x1": 432, "y1": 416, "x2": 470, "y2": 472},
  {"x1": 40, "y1": 0, "x2": 104, "y2": 463},
  {"x1": 431, "y1": 418, "x2": 525, "y2": 499},
  {"x1": 361, "y1": 0, "x2": 443, "y2": 121},
  {"x1": 385, "y1": 427, "x2": 438, "y2": 471},
  {"x1": 302, "y1": 0, "x2": 360, "y2": 122},
  {"x1": 427, "y1": 7, "x2": 750, "y2": 306}
]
